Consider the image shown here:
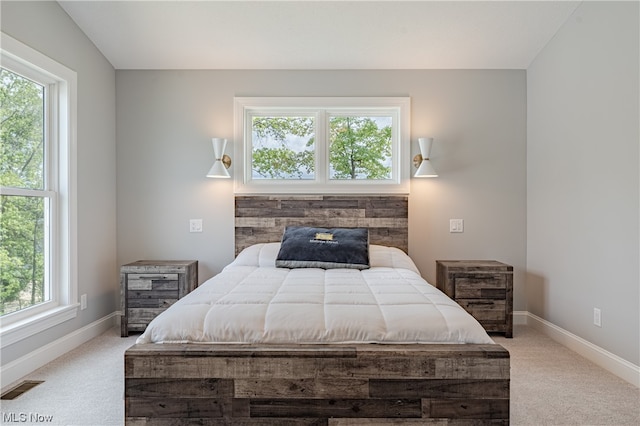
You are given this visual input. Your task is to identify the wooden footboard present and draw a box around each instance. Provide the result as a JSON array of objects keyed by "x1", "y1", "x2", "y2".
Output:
[{"x1": 125, "y1": 343, "x2": 509, "y2": 425}]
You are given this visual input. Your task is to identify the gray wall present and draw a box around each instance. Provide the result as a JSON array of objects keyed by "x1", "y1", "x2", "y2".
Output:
[
  {"x1": 527, "y1": 1, "x2": 639, "y2": 364},
  {"x1": 1, "y1": 1, "x2": 117, "y2": 365},
  {"x1": 116, "y1": 70, "x2": 527, "y2": 309}
]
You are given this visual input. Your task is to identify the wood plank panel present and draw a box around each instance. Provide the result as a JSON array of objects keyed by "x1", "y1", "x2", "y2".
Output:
[
  {"x1": 126, "y1": 356, "x2": 438, "y2": 380},
  {"x1": 128, "y1": 290, "x2": 178, "y2": 300},
  {"x1": 329, "y1": 419, "x2": 508, "y2": 425},
  {"x1": 128, "y1": 308, "x2": 169, "y2": 324},
  {"x1": 369, "y1": 379, "x2": 509, "y2": 399},
  {"x1": 434, "y1": 358, "x2": 510, "y2": 380},
  {"x1": 126, "y1": 378, "x2": 234, "y2": 398},
  {"x1": 454, "y1": 289, "x2": 507, "y2": 299},
  {"x1": 422, "y1": 398, "x2": 510, "y2": 420},
  {"x1": 235, "y1": 195, "x2": 408, "y2": 255},
  {"x1": 249, "y1": 398, "x2": 422, "y2": 419},
  {"x1": 127, "y1": 417, "x2": 329, "y2": 425},
  {"x1": 234, "y1": 379, "x2": 369, "y2": 399},
  {"x1": 456, "y1": 301, "x2": 506, "y2": 322},
  {"x1": 126, "y1": 397, "x2": 232, "y2": 418},
  {"x1": 127, "y1": 298, "x2": 176, "y2": 308}
]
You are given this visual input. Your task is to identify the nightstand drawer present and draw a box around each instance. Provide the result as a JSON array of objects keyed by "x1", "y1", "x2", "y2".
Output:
[
  {"x1": 457, "y1": 299, "x2": 506, "y2": 322},
  {"x1": 128, "y1": 307, "x2": 169, "y2": 325},
  {"x1": 454, "y1": 275, "x2": 506, "y2": 299},
  {"x1": 127, "y1": 292, "x2": 177, "y2": 308},
  {"x1": 127, "y1": 273, "x2": 179, "y2": 290}
]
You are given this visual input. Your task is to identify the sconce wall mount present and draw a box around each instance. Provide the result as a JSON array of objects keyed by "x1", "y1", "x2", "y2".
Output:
[
  {"x1": 220, "y1": 154, "x2": 232, "y2": 169},
  {"x1": 414, "y1": 137, "x2": 438, "y2": 178},
  {"x1": 207, "y1": 138, "x2": 232, "y2": 178}
]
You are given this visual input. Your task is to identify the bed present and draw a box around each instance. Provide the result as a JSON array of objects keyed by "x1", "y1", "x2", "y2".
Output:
[{"x1": 124, "y1": 195, "x2": 509, "y2": 425}]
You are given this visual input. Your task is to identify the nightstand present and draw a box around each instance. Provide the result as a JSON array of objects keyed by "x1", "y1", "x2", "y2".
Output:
[
  {"x1": 436, "y1": 260, "x2": 513, "y2": 337},
  {"x1": 120, "y1": 260, "x2": 198, "y2": 337}
]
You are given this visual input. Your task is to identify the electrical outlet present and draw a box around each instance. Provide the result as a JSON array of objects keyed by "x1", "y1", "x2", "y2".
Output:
[
  {"x1": 81, "y1": 294, "x2": 87, "y2": 310},
  {"x1": 593, "y1": 307, "x2": 601, "y2": 327},
  {"x1": 189, "y1": 219, "x2": 203, "y2": 233}
]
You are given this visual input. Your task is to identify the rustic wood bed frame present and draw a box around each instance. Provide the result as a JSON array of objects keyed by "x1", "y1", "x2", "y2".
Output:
[{"x1": 124, "y1": 195, "x2": 510, "y2": 425}]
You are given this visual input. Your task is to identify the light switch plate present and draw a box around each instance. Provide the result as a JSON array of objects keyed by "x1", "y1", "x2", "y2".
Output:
[
  {"x1": 189, "y1": 219, "x2": 203, "y2": 233},
  {"x1": 450, "y1": 219, "x2": 464, "y2": 233}
]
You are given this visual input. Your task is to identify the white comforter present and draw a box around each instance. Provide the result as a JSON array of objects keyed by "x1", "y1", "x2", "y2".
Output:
[{"x1": 136, "y1": 243, "x2": 494, "y2": 345}]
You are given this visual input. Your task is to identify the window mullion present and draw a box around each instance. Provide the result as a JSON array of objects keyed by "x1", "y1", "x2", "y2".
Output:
[
  {"x1": 45, "y1": 83, "x2": 58, "y2": 302},
  {"x1": 244, "y1": 112, "x2": 254, "y2": 185},
  {"x1": 0, "y1": 187, "x2": 54, "y2": 197},
  {"x1": 45, "y1": 82, "x2": 54, "y2": 192},
  {"x1": 44, "y1": 195, "x2": 53, "y2": 303},
  {"x1": 315, "y1": 110, "x2": 327, "y2": 184}
]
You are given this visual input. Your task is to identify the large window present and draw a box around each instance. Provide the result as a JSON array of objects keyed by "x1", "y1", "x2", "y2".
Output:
[
  {"x1": 234, "y1": 97, "x2": 410, "y2": 194},
  {"x1": 0, "y1": 33, "x2": 77, "y2": 346}
]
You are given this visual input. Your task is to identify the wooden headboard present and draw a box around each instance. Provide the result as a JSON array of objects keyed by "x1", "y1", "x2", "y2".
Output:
[{"x1": 235, "y1": 195, "x2": 408, "y2": 255}]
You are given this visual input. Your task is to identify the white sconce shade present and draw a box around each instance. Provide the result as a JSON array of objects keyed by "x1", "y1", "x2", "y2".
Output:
[
  {"x1": 414, "y1": 137, "x2": 438, "y2": 178},
  {"x1": 206, "y1": 138, "x2": 231, "y2": 178}
]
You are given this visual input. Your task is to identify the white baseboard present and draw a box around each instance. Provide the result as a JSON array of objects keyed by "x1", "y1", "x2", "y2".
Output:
[
  {"x1": 513, "y1": 310, "x2": 529, "y2": 325},
  {"x1": 513, "y1": 311, "x2": 639, "y2": 387},
  {"x1": 0, "y1": 312, "x2": 119, "y2": 391}
]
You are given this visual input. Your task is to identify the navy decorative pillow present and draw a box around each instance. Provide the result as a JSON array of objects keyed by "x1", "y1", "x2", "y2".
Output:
[{"x1": 276, "y1": 226, "x2": 370, "y2": 270}]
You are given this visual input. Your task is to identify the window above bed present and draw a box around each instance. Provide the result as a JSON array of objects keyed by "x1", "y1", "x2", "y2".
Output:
[{"x1": 233, "y1": 97, "x2": 410, "y2": 194}]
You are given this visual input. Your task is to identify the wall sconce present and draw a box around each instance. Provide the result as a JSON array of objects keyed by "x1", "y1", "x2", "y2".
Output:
[
  {"x1": 206, "y1": 138, "x2": 231, "y2": 178},
  {"x1": 413, "y1": 137, "x2": 438, "y2": 178}
]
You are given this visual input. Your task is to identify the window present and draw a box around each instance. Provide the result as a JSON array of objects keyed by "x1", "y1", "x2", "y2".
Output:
[
  {"x1": 0, "y1": 33, "x2": 77, "y2": 347},
  {"x1": 234, "y1": 97, "x2": 410, "y2": 194},
  {"x1": 1, "y1": 68, "x2": 48, "y2": 316}
]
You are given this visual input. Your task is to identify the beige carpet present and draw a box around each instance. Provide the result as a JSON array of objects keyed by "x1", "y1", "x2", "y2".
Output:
[
  {"x1": 1, "y1": 327, "x2": 137, "y2": 426},
  {"x1": 1, "y1": 325, "x2": 638, "y2": 425},
  {"x1": 493, "y1": 328, "x2": 639, "y2": 425}
]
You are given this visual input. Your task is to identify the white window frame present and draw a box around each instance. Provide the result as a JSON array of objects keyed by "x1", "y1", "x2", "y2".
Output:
[
  {"x1": 0, "y1": 33, "x2": 78, "y2": 348},
  {"x1": 234, "y1": 97, "x2": 410, "y2": 194}
]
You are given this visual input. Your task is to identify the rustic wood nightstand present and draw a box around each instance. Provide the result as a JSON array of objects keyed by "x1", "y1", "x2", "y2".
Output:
[
  {"x1": 120, "y1": 260, "x2": 198, "y2": 337},
  {"x1": 436, "y1": 260, "x2": 513, "y2": 337}
]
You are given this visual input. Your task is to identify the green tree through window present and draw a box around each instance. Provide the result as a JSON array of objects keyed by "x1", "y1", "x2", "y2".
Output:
[
  {"x1": 250, "y1": 116, "x2": 392, "y2": 180},
  {"x1": 252, "y1": 116, "x2": 315, "y2": 179},
  {"x1": 329, "y1": 116, "x2": 391, "y2": 180}
]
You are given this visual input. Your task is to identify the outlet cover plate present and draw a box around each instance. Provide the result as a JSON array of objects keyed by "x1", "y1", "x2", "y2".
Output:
[{"x1": 593, "y1": 308, "x2": 602, "y2": 327}]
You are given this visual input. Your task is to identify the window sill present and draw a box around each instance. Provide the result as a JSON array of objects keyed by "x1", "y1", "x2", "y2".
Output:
[
  {"x1": 234, "y1": 180, "x2": 411, "y2": 195},
  {"x1": 0, "y1": 304, "x2": 79, "y2": 348}
]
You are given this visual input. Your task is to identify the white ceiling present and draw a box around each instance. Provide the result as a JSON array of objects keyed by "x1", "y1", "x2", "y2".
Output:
[{"x1": 58, "y1": 0, "x2": 581, "y2": 70}]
